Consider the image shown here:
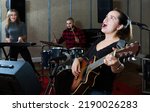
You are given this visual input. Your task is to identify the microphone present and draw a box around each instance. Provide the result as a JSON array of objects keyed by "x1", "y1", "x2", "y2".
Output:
[
  {"x1": 131, "y1": 21, "x2": 148, "y2": 28},
  {"x1": 50, "y1": 52, "x2": 71, "y2": 62}
]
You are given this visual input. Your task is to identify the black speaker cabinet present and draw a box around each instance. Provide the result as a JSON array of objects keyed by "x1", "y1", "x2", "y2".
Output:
[
  {"x1": 97, "y1": 0, "x2": 113, "y2": 23},
  {"x1": 0, "y1": 60, "x2": 41, "y2": 95},
  {"x1": 6, "y1": 0, "x2": 26, "y2": 22}
]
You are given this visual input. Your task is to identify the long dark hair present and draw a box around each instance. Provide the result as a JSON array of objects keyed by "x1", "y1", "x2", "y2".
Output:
[{"x1": 114, "y1": 9, "x2": 133, "y2": 41}]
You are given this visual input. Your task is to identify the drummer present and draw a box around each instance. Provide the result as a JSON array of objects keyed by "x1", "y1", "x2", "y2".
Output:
[{"x1": 54, "y1": 17, "x2": 86, "y2": 49}]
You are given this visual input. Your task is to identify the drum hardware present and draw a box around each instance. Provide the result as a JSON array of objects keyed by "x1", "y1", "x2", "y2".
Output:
[
  {"x1": 44, "y1": 62, "x2": 59, "y2": 95},
  {"x1": 44, "y1": 51, "x2": 68, "y2": 95},
  {"x1": 41, "y1": 46, "x2": 84, "y2": 75},
  {"x1": 44, "y1": 59, "x2": 69, "y2": 95},
  {"x1": 40, "y1": 43, "x2": 85, "y2": 94},
  {"x1": 41, "y1": 46, "x2": 69, "y2": 69},
  {"x1": 40, "y1": 40, "x2": 63, "y2": 47},
  {"x1": 40, "y1": 44, "x2": 51, "y2": 78}
]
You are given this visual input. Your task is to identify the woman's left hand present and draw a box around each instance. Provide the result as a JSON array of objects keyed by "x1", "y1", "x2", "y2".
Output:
[
  {"x1": 103, "y1": 53, "x2": 118, "y2": 66},
  {"x1": 103, "y1": 48, "x2": 124, "y2": 73}
]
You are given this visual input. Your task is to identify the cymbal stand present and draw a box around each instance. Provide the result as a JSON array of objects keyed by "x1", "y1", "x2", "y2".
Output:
[{"x1": 44, "y1": 61, "x2": 59, "y2": 95}]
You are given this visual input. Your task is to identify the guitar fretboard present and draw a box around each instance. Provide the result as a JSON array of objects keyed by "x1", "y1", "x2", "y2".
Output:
[{"x1": 86, "y1": 57, "x2": 105, "y2": 74}]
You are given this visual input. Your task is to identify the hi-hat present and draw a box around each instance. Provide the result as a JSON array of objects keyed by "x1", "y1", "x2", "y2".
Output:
[{"x1": 40, "y1": 41, "x2": 63, "y2": 47}]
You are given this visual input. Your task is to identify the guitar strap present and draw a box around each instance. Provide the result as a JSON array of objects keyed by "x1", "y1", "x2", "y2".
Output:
[
  {"x1": 116, "y1": 39, "x2": 127, "y2": 63},
  {"x1": 116, "y1": 39, "x2": 127, "y2": 49}
]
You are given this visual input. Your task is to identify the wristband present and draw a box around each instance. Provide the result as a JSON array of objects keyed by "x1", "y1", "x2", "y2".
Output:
[{"x1": 116, "y1": 63, "x2": 123, "y2": 70}]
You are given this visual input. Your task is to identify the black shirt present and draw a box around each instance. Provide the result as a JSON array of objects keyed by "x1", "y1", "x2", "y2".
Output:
[{"x1": 83, "y1": 37, "x2": 119, "y2": 92}]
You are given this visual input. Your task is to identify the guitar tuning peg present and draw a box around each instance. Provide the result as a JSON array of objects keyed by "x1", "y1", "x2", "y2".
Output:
[
  {"x1": 127, "y1": 57, "x2": 131, "y2": 61},
  {"x1": 123, "y1": 58, "x2": 126, "y2": 63},
  {"x1": 131, "y1": 56, "x2": 137, "y2": 61}
]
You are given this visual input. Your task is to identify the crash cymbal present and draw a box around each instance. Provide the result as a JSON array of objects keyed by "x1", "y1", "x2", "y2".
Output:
[{"x1": 40, "y1": 40, "x2": 63, "y2": 47}]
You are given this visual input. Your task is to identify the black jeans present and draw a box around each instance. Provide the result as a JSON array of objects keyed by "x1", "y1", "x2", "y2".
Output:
[{"x1": 9, "y1": 46, "x2": 37, "y2": 72}]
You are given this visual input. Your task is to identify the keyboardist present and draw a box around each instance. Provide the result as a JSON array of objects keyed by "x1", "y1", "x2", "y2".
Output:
[{"x1": 4, "y1": 9, "x2": 39, "y2": 76}]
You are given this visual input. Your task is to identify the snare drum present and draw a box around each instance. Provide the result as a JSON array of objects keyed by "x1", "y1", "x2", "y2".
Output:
[
  {"x1": 41, "y1": 47, "x2": 69, "y2": 68},
  {"x1": 49, "y1": 47, "x2": 69, "y2": 60},
  {"x1": 69, "y1": 47, "x2": 84, "y2": 59}
]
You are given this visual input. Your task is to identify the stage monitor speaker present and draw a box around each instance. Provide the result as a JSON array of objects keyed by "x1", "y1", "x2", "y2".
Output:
[
  {"x1": 97, "y1": 0, "x2": 113, "y2": 23},
  {"x1": 0, "y1": 60, "x2": 41, "y2": 95},
  {"x1": 6, "y1": 0, "x2": 26, "y2": 22}
]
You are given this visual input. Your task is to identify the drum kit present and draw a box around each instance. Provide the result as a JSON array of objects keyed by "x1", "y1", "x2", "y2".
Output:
[{"x1": 40, "y1": 41, "x2": 84, "y2": 94}]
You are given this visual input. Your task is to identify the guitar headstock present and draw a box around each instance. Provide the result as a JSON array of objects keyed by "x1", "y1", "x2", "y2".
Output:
[{"x1": 115, "y1": 41, "x2": 140, "y2": 62}]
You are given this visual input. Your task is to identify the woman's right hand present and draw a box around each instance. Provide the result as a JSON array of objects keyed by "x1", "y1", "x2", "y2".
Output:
[{"x1": 71, "y1": 58, "x2": 81, "y2": 78}]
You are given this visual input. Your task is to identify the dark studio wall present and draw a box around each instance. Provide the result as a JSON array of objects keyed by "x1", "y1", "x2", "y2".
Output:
[{"x1": 97, "y1": 0, "x2": 113, "y2": 23}]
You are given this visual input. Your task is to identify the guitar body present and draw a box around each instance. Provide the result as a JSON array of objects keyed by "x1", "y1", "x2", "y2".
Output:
[
  {"x1": 71, "y1": 69, "x2": 100, "y2": 95},
  {"x1": 70, "y1": 60, "x2": 87, "y2": 92},
  {"x1": 71, "y1": 60, "x2": 100, "y2": 95},
  {"x1": 55, "y1": 60, "x2": 100, "y2": 95}
]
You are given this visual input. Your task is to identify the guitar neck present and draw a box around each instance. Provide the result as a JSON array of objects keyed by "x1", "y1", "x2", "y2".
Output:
[
  {"x1": 86, "y1": 57, "x2": 105, "y2": 74},
  {"x1": 86, "y1": 42, "x2": 140, "y2": 74}
]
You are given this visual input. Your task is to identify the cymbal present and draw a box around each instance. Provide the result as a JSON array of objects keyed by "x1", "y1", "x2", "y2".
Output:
[{"x1": 40, "y1": 40, "x2": 63, "y2": 47}]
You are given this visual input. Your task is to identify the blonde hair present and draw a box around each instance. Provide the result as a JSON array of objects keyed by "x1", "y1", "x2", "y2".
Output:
[{"x1": 6, "y1": 9, "x2": 20, "y2": 28}]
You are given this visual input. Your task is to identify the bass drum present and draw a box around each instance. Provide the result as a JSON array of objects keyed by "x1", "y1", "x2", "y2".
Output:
[{"x1": 55, "y1": 69, "x2": 74, "y2": 95}]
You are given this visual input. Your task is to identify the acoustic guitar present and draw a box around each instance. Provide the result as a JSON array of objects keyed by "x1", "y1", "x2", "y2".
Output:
[{"x1": 70, "y1": 42, "x2": 140, "y2": 95}]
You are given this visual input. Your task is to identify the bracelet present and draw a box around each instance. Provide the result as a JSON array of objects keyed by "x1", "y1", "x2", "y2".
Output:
[{"x1": 116, "y1": 63, "x2": 123, "y2": 70}]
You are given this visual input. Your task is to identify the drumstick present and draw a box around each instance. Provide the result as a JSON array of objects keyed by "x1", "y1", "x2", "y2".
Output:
[
  {"x1": 53, "y1": 32, "x2": 57, "y2": 40},
  {"x1": 71, "y1": 28, "x2": 79, "y2": 43},
  {"x1": 71, "y1": 28, "x2": 77, "y2": 37},
  {"x1": 52, "y1": 32, "x2": 58, "y2": 43}
]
